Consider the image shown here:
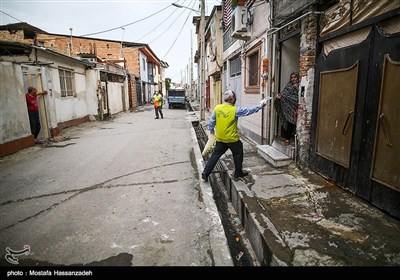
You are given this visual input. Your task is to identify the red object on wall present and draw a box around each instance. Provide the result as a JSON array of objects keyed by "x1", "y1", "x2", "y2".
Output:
[
  {"x1": 206, "y1": 78, "x2": 210, "y2": 109},
  {"x1": 238, "y1": 0, "x2": 245, "y2": 6}
]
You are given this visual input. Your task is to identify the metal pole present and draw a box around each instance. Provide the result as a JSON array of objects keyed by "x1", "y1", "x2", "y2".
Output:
[
  {"x1": 200, "y1": 0, "x2": 206, "y2": 121},
  {"x1": 120, "y1": 27, "x2": 125, "y2": 60},
  {"x1": 69, "y1": 27, "x2": 73, "y2": 56},
  {"x1": 190, "y1": 31, "x2": 194, "y2": 101}
]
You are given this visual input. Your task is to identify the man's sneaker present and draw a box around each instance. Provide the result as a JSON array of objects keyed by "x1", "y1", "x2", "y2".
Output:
[
  {"x1": 234, "y1": 171, "x2": 249, "y2": 178},
  {"x1": 201, "y1": 173, "x2": 208, "y2": 182}
]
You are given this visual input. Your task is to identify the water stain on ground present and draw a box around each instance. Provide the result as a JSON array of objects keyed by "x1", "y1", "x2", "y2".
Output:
[{"x1": 0, "y1": 252, "x2": 133, "y2": 266}]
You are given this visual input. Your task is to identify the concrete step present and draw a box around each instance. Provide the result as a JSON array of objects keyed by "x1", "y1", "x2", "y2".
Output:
[
  {"x1": 272, "y1": 140, "x2": 295, "y2": 158},
  {"x1": 257, "y1": 145, "x2": 292, "y2": 167}
]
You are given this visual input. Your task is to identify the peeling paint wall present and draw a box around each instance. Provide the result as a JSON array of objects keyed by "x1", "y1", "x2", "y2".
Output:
[
  {"x1": 0, "y1": 62, "x2": 31, "y2": 144},
  {"x1": 85, "y1": 70, "x2": 99, "y2": 116},
  {"x1": 46, "y1": 62, "x2": 93, "y2": 124},
  {"x1": 107, "y1": 81, "x2": 128, "y2": 115},
  {"x1": 297, "y1": 13, "x2": 317, "y2": 169},
  {"x1": 238, "y1": 2, "x2": 270, "y2": 144}
]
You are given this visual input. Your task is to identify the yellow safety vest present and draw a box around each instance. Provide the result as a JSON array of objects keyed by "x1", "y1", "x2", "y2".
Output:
[
  {"x1": 154, "y1": 93, "x2": 162, "y2": 106},
  {"x1": 215, "y1": 103, "x2": 238, "y2": 143}
]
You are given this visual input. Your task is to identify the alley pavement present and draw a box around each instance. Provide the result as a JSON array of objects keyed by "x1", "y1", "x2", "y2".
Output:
[{"x1": 193, "y1": 102, "x2": 400, "y2": 266}]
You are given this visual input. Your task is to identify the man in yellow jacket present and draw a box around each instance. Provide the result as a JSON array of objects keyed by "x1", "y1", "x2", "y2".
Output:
[
  {"x1": 201, "y1": 90, "x2": 268, "y2": 182},
  {"x1": 153, "y1": 91, "x2": 164, "y2": 119}
]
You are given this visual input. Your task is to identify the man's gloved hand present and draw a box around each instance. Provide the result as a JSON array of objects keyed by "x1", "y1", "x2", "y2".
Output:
[{"x1": 259, "y1": 97, "x2": 272, "y2": 107}]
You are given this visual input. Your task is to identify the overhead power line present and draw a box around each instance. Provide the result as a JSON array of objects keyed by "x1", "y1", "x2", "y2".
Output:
[
  {"x1": 80, "y1": 3, "x2": 172, "y2": 37},
  {"x1": 0, "y1": 10, "x2": 23, "y2": 22},
  {"x1": 135, "y1": 0, "x2": 187, "y2": 42},
  {"x1": 163, "y1": 0, "x2": 196, "y2": 58},
  {"x1": 148, "y1": 1, "x2": 194, "y2": 45}
]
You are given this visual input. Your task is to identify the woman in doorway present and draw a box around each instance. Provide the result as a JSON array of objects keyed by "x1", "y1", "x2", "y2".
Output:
[{"x1": 274, "y1": 72, "x2": 299, "y2": 146}]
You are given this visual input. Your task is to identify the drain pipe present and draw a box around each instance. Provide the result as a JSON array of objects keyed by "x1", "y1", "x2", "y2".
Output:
[
  {"x1": 294, "y1": 133, "x2": 297, "y2": 165},
  {"x1": 268, "y1": 32, "x2": 277, "y2": 146}
]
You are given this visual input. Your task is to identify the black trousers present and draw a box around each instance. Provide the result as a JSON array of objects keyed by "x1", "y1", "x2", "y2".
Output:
[
  {"x1": 28, "y1": 110, "x2": 41, "y2": 139},
  {"x1": 203, "y1": 140, "x2": 243, "y2": 177},
  {"x1": 284, "y1": 122, "x2": 296, "y2": 141},
  {"x1": 155, "y1": 106, "x2": 163, "y2": 118}
]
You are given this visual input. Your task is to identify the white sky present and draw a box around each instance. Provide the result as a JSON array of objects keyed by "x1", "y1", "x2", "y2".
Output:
[{"x1": 0, "y1": 0, "x2": 220, "y2": 83}]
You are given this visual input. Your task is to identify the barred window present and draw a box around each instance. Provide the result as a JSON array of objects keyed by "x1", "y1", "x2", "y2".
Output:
[
  {"x1": 58, "y1": 68, "x2": 75, "y2": 97},
  {"x1": 230, "y1": 56, "x2": 241, "y2": 77},
  {"x1": 248, "y1": 51, "x2": 259, "y2": 86}
]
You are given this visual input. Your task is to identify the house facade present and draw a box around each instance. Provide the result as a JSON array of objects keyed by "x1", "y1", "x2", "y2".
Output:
[
  {"x1": 204, "y1": 5, "x2": 223, "y2": 112},
  {"x1": 220, "y1": 0, "x2": 270, "y2": 143},
  {"x1": 0, "y1": 41, "x2": 101, "y2": 156},
  {"x1": 203, "y1": 0, "x2": 399, "y2": 218}
]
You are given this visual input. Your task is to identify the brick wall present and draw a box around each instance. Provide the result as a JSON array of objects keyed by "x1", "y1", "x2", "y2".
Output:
[
  {"x1": 0, "y1": 30, "x2": 31, "y2": 44},
  {"x1": 128, "y1": 75, "x2": 137, "y2": 109},
  {"x1": 36, "y1": 34, "x2": 125, "y2": 60},
  {"x1": 122, "y1": 48, "x2": 140, "y2": 76},
  {"x1": 297, "y1": 12, "x2": 317, "y2": 169}
]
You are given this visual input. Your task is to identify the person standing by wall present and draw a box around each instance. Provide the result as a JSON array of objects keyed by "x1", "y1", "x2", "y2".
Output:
[
  {"x1": 26, "y1": 87, "x2": 47, "y2": 143},
  {"x1": 274, "y1": 71, "x2": 300, "y2": 146},
  {"x1": 201, "y1": 90, "x2": 269, "y2": 182},
  {"x1": 153, "y1": 91, "x2": 163, "y2": 119}
]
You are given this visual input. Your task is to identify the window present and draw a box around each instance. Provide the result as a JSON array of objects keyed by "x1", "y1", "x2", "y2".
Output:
[
  {"x1": 248, "y1": 51, "x2": 259, "y2": 86},
  {"x1": 142, "y1": 59, "x2": 146, "y2": 71},
  {"x1": 58, "y1": 68, "x2": 75, "y2": 97},
  {"x1": 230, "y1": 56, "x2": 241, "y2": 77},
  {"x1": 244, "y1": 44, "x2": 261, "y2": 93}
]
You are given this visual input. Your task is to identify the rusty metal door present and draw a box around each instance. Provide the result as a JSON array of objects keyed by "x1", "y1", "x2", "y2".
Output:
[
  {"x1": 310, "y1": 32, "x2": 370, "y2": 192},
  {"x1": 356, "y1": 24, "x2": 400, "y2": 216},
  {"x1": 311, "y1": 23, "x2": 400, "y2": 217},
  {"x1": 370, "y1": 55, "x2": 400, "y2": 191},
  {"x1": 316, "y1": 62, "x2": 358, "y2": 168}
]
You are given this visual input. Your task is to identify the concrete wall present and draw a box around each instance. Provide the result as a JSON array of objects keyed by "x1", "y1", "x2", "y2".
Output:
[
  {"x1": 273, "y1": 0, "x2": 313, "y2": 25},
  {"x1": 237, "y1": 2, "x2": 270, "y2": 144},
  {"x1": 41, "y1": 54, "x2": 97, "y2": 128},
  {"x1": 207, "y1": 7, "x2": 223, "y2": 112},
  {"x1": 107, "y1": 82, "x2": 124, "y2": 115},
  {"x1": 85, "y1": 70, "x2": 99, "y2": 116},
  {"x1": 0, "y1": 62, "x2": 31, "y2": 144}
]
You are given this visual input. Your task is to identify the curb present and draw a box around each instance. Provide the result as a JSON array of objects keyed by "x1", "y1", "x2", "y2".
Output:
[
  {"x1": 188, "y1": 117, "x2": 233, "y2": 266},
  {"x1": 218, "y1": 160, "x2": 289, "y2": 266}
]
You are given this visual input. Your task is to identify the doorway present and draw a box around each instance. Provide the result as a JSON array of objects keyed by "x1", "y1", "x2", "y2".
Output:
[
  {"x1": 22, "y1": 65, "x2": 50, "y2": 140},
  {"x1": 275, "y1": 35, "x2": 300, "y2": 145}
]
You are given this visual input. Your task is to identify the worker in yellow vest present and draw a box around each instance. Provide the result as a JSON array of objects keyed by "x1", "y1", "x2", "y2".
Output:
[
  {"x1": 201, "y1": 90, "x2": 269, "y2": 182},
  {"x1": 153, "y1": 91, "x2": 164, "y2": 119}
]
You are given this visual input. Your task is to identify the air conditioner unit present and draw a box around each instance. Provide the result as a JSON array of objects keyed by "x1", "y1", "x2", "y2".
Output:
[{"x1": 231, "y1": 6, "x2": 248, "y2": 35}]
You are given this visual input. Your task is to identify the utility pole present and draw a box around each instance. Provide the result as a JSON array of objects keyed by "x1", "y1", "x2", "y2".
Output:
[
  {"x1": 69, "y1": 27, "x2": 73, "y2": 56},
  {"x1": 200, "y1": 0, "x2": 206, "y2": 121},
  {"x1": 190, "y1": 31, "x2": 194, "y2": 101},
  {"x1": 120, "y1": 27, "x2": 125, "y2": 61}
]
